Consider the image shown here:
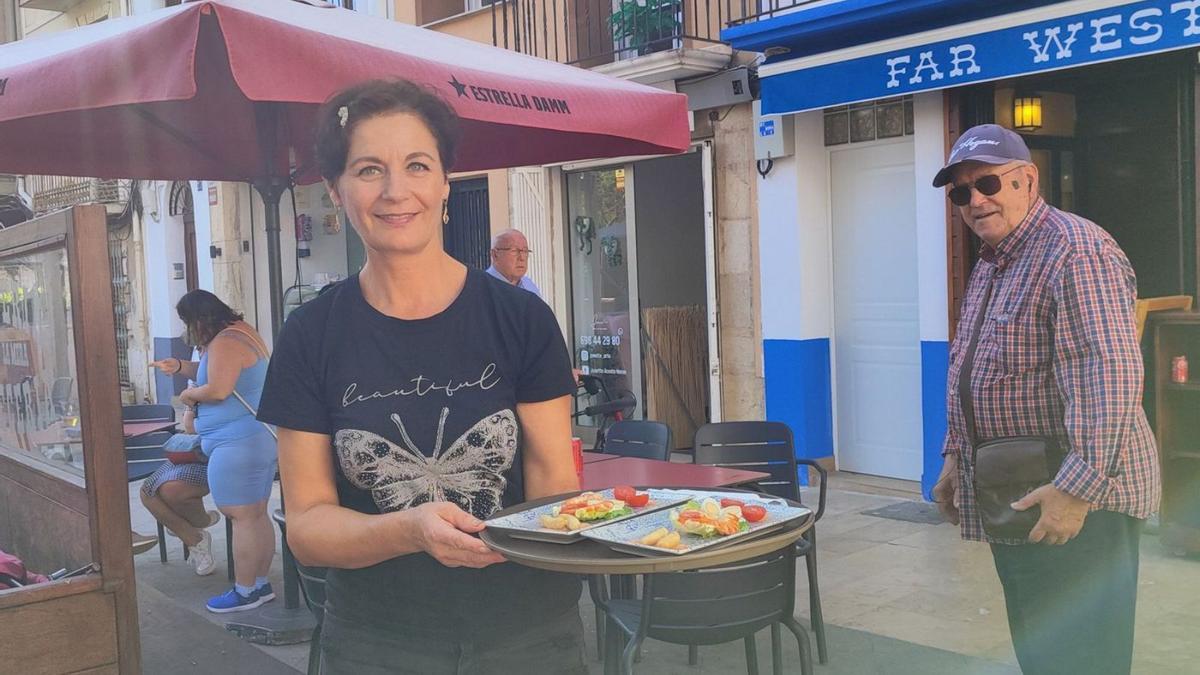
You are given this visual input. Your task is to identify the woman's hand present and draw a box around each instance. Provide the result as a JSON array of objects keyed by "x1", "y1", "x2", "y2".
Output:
[
  {"x1": 407, "y1": 502, "x2": 505, "y2": 569},
  {"x1": 178, "y1": 388, "x2": 197, "y2": 406},
  {"x1": 150, "y1": 357, "x2": 181, "y2": 375}
]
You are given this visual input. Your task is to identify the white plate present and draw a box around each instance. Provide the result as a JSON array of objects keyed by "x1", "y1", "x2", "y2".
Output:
[
  {"x1": 580, "y1": 495, "x2": 811, "y2": 557},
  {"x1": 484, "y1": 489, "x2": 692, "y2": 544}
]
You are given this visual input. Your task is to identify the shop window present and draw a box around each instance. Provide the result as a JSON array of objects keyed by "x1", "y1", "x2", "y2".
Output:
[{"x1": 823, "y1": 96, "x2": 914, "y2": 147}]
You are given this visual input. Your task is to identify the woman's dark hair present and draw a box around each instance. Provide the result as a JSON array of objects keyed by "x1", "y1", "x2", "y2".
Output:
[
  {"x1": 176, "y1": 290, "x2": 243, "y2": 347},
  {"x1": 315, "y1": 79, "x2": 462, "y2": 183}
]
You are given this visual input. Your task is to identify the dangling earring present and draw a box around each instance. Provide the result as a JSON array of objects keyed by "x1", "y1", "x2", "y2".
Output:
[
  {"x1": 442, "y1": 200, "x2": 450, "y2": 225},
  {"x1": 325, "y1": 204, "x2": 344, "y2": 235}
]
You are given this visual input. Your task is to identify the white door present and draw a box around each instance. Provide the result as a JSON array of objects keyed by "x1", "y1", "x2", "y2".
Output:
[
  {"x1": 509, "y1": 167, "x2": 554, "y2": 298},
  {"x1": 830, "y1": 140, "x2": 922, "y2": 480}
]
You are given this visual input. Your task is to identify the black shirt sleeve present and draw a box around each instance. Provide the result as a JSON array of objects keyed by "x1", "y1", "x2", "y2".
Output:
[
  {"x1": 516, "y1": 295, "x2": 576, "y2": 403},
  {"x1": 258, "y1": 308, "x2": 331, "y2": 435}
]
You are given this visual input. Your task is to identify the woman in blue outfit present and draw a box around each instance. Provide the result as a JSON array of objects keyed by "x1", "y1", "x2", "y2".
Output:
[{"x1": 156, "y1": 290, "x2": 278, "y2": 613}]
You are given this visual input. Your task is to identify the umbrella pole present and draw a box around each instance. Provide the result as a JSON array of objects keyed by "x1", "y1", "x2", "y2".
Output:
[
  {"x1": 253, "y1": 178, "x2": 287, "y2": 341},
  {"x1": 252, "y1": 102, "x2": 288, "y2": 342}
]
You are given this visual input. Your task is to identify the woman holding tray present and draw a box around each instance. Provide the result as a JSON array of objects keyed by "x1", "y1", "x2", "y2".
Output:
[{"x1": 257, "y1": 79, "x2": 585, "y2": 674}]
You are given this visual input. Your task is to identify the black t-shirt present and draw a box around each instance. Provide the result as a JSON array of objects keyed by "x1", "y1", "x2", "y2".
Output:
[{"x1": 258, "y1": 269, "x2": 580, "y2": 637}]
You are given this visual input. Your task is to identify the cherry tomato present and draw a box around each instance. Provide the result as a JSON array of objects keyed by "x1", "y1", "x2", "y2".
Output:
[
  {"x1": 613, "y1": 486, "x2": 635, "y2": 502},
  {"x1": 720, "y1": 498, "x2": 745, "y2": 509},
  {"x1": 626, "y1": 491, "x2": 650, "y2": 507},
  {"x1": 742, "y1": 505, "x2": 767, "y2": 522}
]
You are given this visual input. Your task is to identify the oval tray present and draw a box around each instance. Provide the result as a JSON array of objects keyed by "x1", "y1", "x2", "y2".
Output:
[{"x1": 479, "y1": 488, "x2": 813, "y2": 575}]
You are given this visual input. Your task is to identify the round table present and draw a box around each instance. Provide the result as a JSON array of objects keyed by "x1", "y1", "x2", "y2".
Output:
[{"x1": 480, "y1": 488, "x2": 814, "y2": 575}]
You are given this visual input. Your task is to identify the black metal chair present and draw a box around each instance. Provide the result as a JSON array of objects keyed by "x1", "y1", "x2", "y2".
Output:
[
  {"x1": 272, "y1": 509, "x2": 329, "y2": 675},
  {"x1": 693, "y1": 421, "x2": 829, "y2": 665},
  {"x1": 126, "y1": 431, "x2": 172, "y2": 482},
  {"x1": 122, "y1": 405, "x2": 181, "y2": 563},
  {"x1": 603, "y1": 420, "x2": 673, "y2": 461},
  {"x1": 587, "y1": 420, "x2": 672, "y2": 655},
  {"x1": 49, "y1": 376, "x2": 74, "y2": 418},
  {"x1": 594, "y1": 547, "x2": 813, "y2": 675},
  {"x1": 122, "y1": 403, "x2": 176, "y2": 423}
]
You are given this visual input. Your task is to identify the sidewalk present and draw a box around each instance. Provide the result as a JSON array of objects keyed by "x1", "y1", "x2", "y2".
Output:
[{"x1": 126, "y1": 475, "x2": 1200, "y2": 674}]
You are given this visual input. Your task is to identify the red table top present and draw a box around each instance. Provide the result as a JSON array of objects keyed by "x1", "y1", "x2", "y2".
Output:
[
  {"x1": 582, "y1": 456, "x2": 768, "y2": 490},
  {"x1": 123, "y1": 420, "x2": 177, "y2": 438},
  {"x1": 582, "y1": 451, "x2": 619, "y2": 464}
]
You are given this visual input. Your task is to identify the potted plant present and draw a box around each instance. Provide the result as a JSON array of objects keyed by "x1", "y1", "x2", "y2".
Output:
[{"x1": 609, "y1": 0, "x2": 680, "y2": 57}]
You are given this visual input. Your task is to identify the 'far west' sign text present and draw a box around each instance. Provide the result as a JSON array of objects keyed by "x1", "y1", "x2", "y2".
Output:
[{"x1": 761, "y1": 0, "x2": 1200, "y2": 115}]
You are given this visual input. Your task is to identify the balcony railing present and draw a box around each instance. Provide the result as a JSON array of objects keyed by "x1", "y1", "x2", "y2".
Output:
[
  {"x1": 26, "y1": 176, "x2": 128, "y2": 215},
  {"x1": 490, "y1": 0, "x2": 747, "y2": 66},
  {"x1": 726, "y1": 0, "x2": 826, "y2": 27}
]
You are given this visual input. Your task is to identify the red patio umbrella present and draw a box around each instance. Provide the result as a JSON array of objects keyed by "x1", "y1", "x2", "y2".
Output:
[{"x1": 0, "y1": 0, "x2": 689, "y2": 332}]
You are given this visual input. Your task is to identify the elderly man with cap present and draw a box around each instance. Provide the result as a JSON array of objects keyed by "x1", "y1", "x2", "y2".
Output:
[
  {"x1": 487, "y1": 228, "x2": 542, "y2": 298},
  {"x1": 931, "y1": 124, "x2": 1159, "y2": 674}
]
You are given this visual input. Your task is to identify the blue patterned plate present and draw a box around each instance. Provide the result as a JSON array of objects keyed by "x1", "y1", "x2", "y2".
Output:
[
  {"x1": 580, "y1": 495, "x2": 811, "y2": 557},
  {"x1": 484, "y1": 489, "x2": 692, "y2": 544}
]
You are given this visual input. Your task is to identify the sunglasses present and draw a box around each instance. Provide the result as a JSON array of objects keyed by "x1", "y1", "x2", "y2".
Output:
[{"x1": 947, "y1": 165, "x2": 1024, "y2": 206}]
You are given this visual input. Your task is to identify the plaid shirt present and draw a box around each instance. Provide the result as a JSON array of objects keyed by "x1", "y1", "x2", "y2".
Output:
[{"x1": 944, "y1": 198, "x2": 1160, "y2": 544}]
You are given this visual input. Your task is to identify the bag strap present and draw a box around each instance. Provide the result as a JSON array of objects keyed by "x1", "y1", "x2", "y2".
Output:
[
  {"x1": 958, "y1": 270, "x2": 996, "y2": 449},
  {"x1": 231, "y1": 389, "x2": 278, "y2": 441},
  {"x1": 217, "y1": 324, "x2": 269, "y2": 360}
]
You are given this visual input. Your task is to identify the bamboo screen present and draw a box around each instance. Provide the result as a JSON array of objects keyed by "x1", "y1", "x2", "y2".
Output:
[{"x1": 642, "y1": 304, "x2": 707, "y2": 449}]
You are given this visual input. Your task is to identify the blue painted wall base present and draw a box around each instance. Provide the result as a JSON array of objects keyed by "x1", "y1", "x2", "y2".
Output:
[
  {"x1": 153, "y1": 337, "x2": 190, "y2": 405},
  {"x1": 764, "y1": 338, "x2": 834, "y2": 486},
  {"x1": 763, "y1": 338, "x2": 948, "y2": 495},
  {"x1": 920, "y1": 341, "x2": 949, "y2": 500}
]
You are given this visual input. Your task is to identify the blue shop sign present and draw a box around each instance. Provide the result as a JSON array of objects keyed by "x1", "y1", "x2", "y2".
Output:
[{"x1": 761, "y1": 0, "x2": 1200, "y2": 115}]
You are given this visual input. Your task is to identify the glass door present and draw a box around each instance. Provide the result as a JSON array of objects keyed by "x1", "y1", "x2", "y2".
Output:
[{"x1": 566, "y1": 166, "x2": 643, "y2": 424}]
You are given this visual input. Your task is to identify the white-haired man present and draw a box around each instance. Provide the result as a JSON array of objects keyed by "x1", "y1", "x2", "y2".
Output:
[{"x1": 486, "y1": 228, "x2": 541, "y2": 298}]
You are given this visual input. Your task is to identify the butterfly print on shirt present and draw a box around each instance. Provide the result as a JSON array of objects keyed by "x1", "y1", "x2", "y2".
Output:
[{"x1": 334, "y1": 407, "x2": 518, "y2": 520}]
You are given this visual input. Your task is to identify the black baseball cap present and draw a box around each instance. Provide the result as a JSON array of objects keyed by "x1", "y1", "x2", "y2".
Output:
[{"x1": 932, "y1": 124, "x2": 1031, "y2": 187}]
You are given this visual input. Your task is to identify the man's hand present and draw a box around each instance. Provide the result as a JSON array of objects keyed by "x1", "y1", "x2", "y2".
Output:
[
  {"x1": 931, "y1": 454, "x2": 961, "y2": 525},
  {"x1": 1011, "y1": 484, "x2": 1090, "y2": 545},
  {"x1": 409, "y1": 502, "x2": 506, "y2": 569}
]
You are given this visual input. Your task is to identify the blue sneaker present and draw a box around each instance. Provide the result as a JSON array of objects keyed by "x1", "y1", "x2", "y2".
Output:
[
  {"x1": 206, "y1": 587, "x2": 268, "y2": 614},
  {"x1": 254, "y1": 582, "x2": 276, "y2": 603}
]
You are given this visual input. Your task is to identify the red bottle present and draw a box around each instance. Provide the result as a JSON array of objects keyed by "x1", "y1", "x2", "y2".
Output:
[
  {"x1": 571, "y1": 437, "x2": 583, "y2": 486},
  {"x1": 1172, "y1": 356, "x2": 1189, "y2": 384}
]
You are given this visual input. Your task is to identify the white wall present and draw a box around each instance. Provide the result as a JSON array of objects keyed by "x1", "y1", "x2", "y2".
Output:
[
  {"x1": 128, "y1": 0, "x2": 161, "y2": 15},
  {"x1": 759, "y1": 110, "x2": 834, "y2": 342},
  {"x1": 760, "y1": 100, "x2": 949, "y2": 343},
  {"x1": 792, "y1": 111, "x2": 834, "y2": 341},
  {"x1": 913, "y1": 92, "x2": 950, "y2": 343},
  {"x1": 141, "y1": 181, "x2": 187, "y2": 341},
  {"x1": 20, "y1": 0, "x2": 121, "y2": 37},
  {"x1": 192, "y1": 181, "x2": 215, "y2": 292},
  {"x1": 758, "y1": 154, "x2": 803, "y2": 341}
]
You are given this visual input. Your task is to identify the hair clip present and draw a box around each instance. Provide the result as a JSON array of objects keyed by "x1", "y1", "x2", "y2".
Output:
[{"x1": 337, "y1": 106, "x2": 349, "y2": 128}]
